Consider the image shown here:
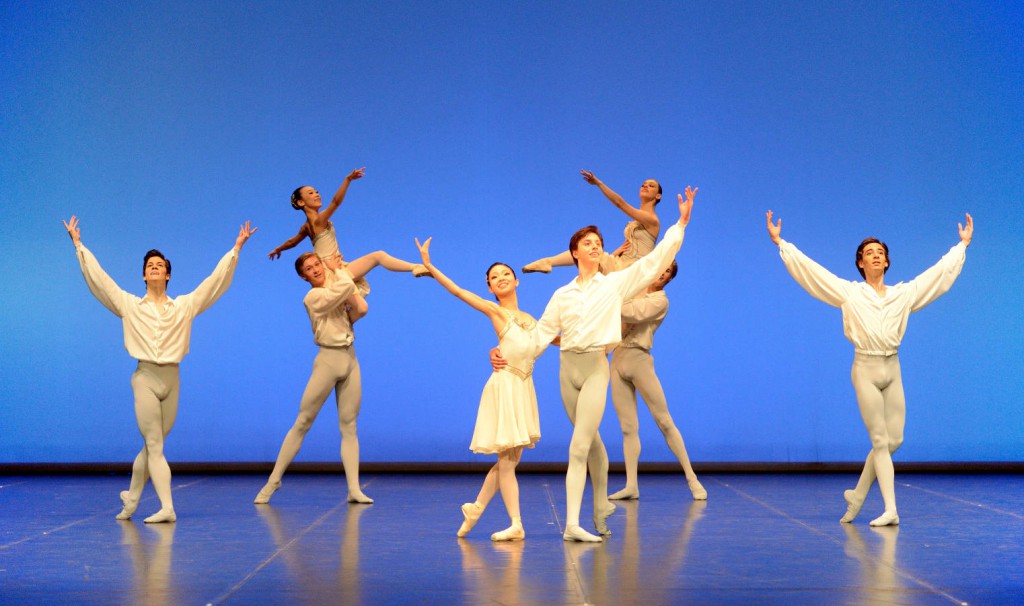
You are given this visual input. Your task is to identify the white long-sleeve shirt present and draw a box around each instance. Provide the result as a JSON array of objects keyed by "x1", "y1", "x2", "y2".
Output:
[
  {"x1": 304, "y1": 268, "x2": 358, "y2": 347},
  {"x1": 533, "y1": 223, "x2": 685, "y2": 353},
  {"x1": 620, "y1": 290, "x2": 669, "y2": 351},
  {"x1": 75, "y1": 242, "x2": 238, "y2": 364},
  {"x1": 778, "y1": 239, "x2": 966, "y2": 355}
]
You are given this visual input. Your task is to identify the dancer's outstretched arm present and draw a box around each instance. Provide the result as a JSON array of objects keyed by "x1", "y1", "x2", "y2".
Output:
[
  {"x1": 319, "y1": 167, "x2": 365, "y2": 225},
  {"x1": 186, "y1": 221, "x2": 257, "y2": 316},
  {"x1": 268, "y1": 224, "x2": 308, "y2": 260},
  {"x1": 909, "y1": 213, "x2": 973, "y2": 312},
  {"x1": 415, "y1": 237, "x2": 506, "y2": 334},
  {"x1": 767, "y1": 210, "x2": 850, "y2": 308},
  {"x1": 64, "y1": 215, "x2": 129, "y2": 317},
  {"x1": 581, "y1": 169, "x2": 659, "y2": 233}
]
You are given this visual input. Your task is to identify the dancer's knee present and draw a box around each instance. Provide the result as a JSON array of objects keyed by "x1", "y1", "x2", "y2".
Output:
[
  {"x1": 568, "y1": 441, "x2": 591, "y2": 465},
  {"x1": 339, "y1": 419, "x2": 358, "y2": 439},
  {"x1": 652, "y1": 412, "x2": 677, "y2": 435},
  {"x1": 292, "y1": 413, "x2": 316, "y2": 434},
  {"x1": 888, "y1": 435, "x2": 904, "y2": 454}
]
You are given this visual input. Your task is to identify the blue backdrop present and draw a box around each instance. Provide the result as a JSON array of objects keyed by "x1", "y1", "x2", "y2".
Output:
[{"x1": 2, "y1": 1, "x2": 1021, "y2": 464}]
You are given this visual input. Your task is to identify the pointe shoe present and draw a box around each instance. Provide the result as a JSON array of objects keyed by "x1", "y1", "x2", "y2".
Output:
[
  {"x1": 143, "y1": 508, "x2": 177, "y2": 524},
  {"x1": 608, "y1": 487, "x2": 639, "y2": 500},
  {"x1": 490, "y1": 523, "x2": 525, "y2": 542},
  {"x1": 869, "y1": 511, "x2": 899, "y2": 527},
  {"x1": 522, "y1": 259, "x2": 552, "y2": 274},
  {"x1": 347, "y1": 492, "x2": 374, "y2": 504},
  {"x1": 563, "y1": 524, "x2": 603, "y2": 543},
  {"x1": 593, "y1": 502, "x2": 616, "y2": 536},
  {"x1": 457, "y1": 502, "x2": 484, "y2": 538},
  {"x1": 688, "y1": 478, "x2": 708, "y2": 501},
  {"x1": 412, "y1": 264, "x2": 432, "y2": 278},
  {"x1": 116, "y1": 490, "x2": 139, "y2": 521},
  {"x1": 254, "y1": 481, "x2": 281, "y2": 505},
  {"x1": 839, "y1": 489, "x2": 865, "y2": 524}
]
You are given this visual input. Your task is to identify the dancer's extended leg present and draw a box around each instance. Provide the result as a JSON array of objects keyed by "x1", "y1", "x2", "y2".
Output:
[
  {"x1": 255, "y1": 349, "x2": 338, "y2": 504},
  {"x1": 491, "y1": 447, "x2": 526, "y2": 541},
  {"x1": 632, "y1": 349, "x2": 705, "y2": 500},
  {"x1": 346, "y1": 250, "x2": 430, "y2": 278}
]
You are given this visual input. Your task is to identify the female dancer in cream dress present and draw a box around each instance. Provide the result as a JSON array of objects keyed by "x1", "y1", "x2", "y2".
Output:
[
  {"x1": 523, "y1": 170, "x2": 661, "y2": 274},
  {"x1": 766, "y1": 210, "x2": 973, "y2": 526},
  {"x1": 415, "y1": 237, "x2": 546, "y2": 541},
  {"x1": 268, "y1": 167, "x2": 429, "y2": 302}
]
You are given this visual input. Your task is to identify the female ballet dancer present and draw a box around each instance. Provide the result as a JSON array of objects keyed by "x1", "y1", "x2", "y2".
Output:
[
  {"x1": 254, "y1": 252, "x2": 374, "y2": 505},
  {"x1": 267, "y1": 167, "x2": 429, "y2": 297},
  {"x1": 608, "y1": 260, "x2": 706, "y2": 502},
  {"x1": 766, "y1": 210, "x2": 973, "y2": 526},
  {"x1": 523, "y1": 170, "x2": 662, "y2": 274},
  {"x1": 414, "y1": 238, "x2": 544, "y2": 541},
  {"x1": 64, "y1": 216, "x2": 256, "y2": 522}
]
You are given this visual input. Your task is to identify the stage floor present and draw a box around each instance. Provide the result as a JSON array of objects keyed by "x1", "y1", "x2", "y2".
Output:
[{"x1": 1, "y1": 473, "x2": 1021, "y2": 604}]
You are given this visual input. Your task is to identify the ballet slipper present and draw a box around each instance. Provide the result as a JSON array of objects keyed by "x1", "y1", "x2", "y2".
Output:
[
  {"x1": 563, "y1": 524, "x2": 603, "y2": 543},
  {"x1": 116, "y1": 490, "x2": 139, "y2": 521},
  {"x1": 253, "y1": 480, "x2": 281, "y2": 505},
  {"x1": 347, "y1": 491, "x2": 374, "y2": 504},
  {"x1": 143, "y1": 508, "x2": 177, "y2": 524},
  {"x1": 522, "y1": 259, "x2": 552, "y2": 274},
  {"x1": 839, "y1": 489, "x2": 865, "y2": 524},
  {"x1": 608, "y1": 487, "x2": 640, "y2": 500},
  {"x1": 869, "y1": 511, "x2": 899, "y2": 527},
  {"x1": 490, "y1": 518, "x2": 525, "y2": 542},
  {"x1": 412, "y1": 264, "x2": 432, "y2": 278},
  {"x1": 457, "y1": 502, "x2": 484, "y2": 537},
  {"x1": 593, "y1": 502, "x2": 616, "y2": 536},
  {"x1": 688, "y1": 477, "x2": 708, "y2": 501}
]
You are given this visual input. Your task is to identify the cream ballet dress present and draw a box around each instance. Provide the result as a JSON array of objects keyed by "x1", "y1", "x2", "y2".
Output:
[
  {"x1": 312, "y1": 222, "x2": 370, "y2": 296},
  {"x1": 469, "y1": 309, "x2": 542, "y2": 454},
  {"x1": 599, "y1": 220, "x2": 657, "y2": 274}
]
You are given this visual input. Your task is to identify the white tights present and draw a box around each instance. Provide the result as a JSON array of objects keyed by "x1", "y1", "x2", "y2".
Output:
[
  {"x1": 264, "y1": 346, "x2": 366, "y2": 500},
  {"x1": 610, "y1": 347, "x2": 698, "y2": 493},
  {"x1": 849, "y1": 353, "x2": 906, "y2": 515},
  {"x1": 125, "y1": 362, "x2": 180, "y2": 512},
  {"x1": 558, "y1": 351, "x2": 612, "y2": 528}
]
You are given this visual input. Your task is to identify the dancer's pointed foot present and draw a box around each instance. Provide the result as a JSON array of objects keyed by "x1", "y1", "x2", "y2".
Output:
[
  {"x1": 869, "y1": 510, "x2": 899, "y2": 527},
  {"x1": 593, "y1": 502, "x2": 616, "y2": 536},
  {"x1": 688, "y1": 477, "x2": 708, "y2": 501},
  {"x1": 839, "y1": 489, "x2": 865, "y2": 524},
  {"x1": 563, "y1": 524, "x2": 603, "y2": 543},
  {"x1": 522, "y1": 259, "x2": 552, "y2": 274},
  {"x1": 491, "y1": 519, "x2": 525, "y2": 542},
  {"x1": 609, "y1": 487, "x2": 639, "y2": 500},
  {"x1": 115, "y1": 490, "x2": 139, "y2": 521},
  {"x1": 457, "y1": 502, "x2": 484, "y2": 538},
  {"x1": 143, "y1": 508, "x2": 177, "y2": 524},
  {"x1": 412, "y1": 264, "x2": 432, "y2": 278},
  {"x1": 347, "y1": 491, "x2": 374, "y2": 504},
  {"x1": 254, "y1": 480, "x2": 281, "y2": 505}
]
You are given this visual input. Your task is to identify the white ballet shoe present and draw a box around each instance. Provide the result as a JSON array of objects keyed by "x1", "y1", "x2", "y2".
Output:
[
  {"x1": 522, "y1": 259, "x2": 552, "y2": 274},
  {"x1": 115, "y1": 490, "x2": 139, "y2": 521},
  {"x1": 347, "y1": 491, "x2": 374, "y2": 504},
  {"x1": 869, "y1": 511, "x2": 899, "y2": 527},
  {"x1": 563, "y1": 524, "x2": 603, "y2": 543},
  {"x1": 593, "y1": 502, "x2": 616, "y2": 536},
  {"x1": 840, "y1": 489, "x2": 865, "y2": 524},
  {"x1": 490, "y1": 520, "x2": 525, "y2": 542},
  {"x1": 143, "y1": 508, "x2": 177, "y2": 524},
  {"x1": 412, "y1": 264, "x2": 432, "y2": 278},
  {"x1": 688, "y1": 477, "x2": 708, "y2": 501},
  {"x1": 254, "y1": 481, "x2": 280, "y2": 505},
  {"x1": 608, "y1": 487, "x2": 639, "y2": 500},
  {"x1": 457, "y1": 502, "x2": 484, "y2": 537}
]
